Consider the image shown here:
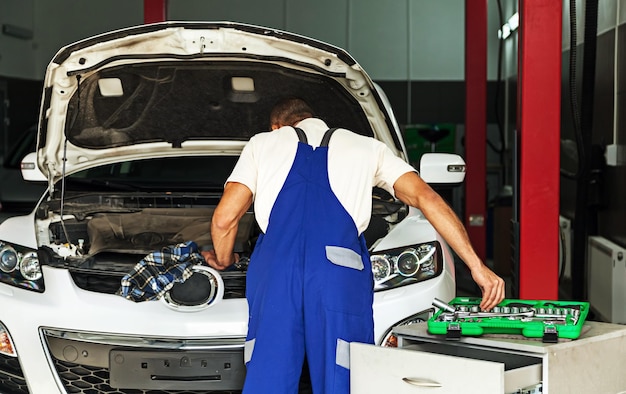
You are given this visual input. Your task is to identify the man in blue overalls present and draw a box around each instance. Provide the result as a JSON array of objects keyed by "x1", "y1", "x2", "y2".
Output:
[{"x1": 204, "y1": 98, "x2": 504, "y2": 393}]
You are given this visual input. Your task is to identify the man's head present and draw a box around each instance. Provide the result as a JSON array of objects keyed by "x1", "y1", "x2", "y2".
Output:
[{"x1": 269, "y1": 97, "x2": 315, "y2": 130}]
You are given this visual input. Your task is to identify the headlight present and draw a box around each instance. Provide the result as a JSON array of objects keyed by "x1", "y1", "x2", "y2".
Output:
[
  {"x1": 0, "y1": 245, "x2": 19, "y2": 273},
  {"x1": 370, "y1": 241, "x2": 442, "y2": 291},
  {"x1": 0, "y1": 242, "x2": 44, "y2": 292},
  {"x1": 371, "y1": 255, "x2": 391, "y2": 282},
  {"x1": 20, "y1": 252, "x2": 42, "y2": 281},
  {"x1": 397, "y1": 248, "x2": 422, "y2": 276}
]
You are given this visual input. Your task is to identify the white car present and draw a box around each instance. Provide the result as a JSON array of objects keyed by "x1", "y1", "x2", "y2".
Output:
[{"x1": 0, "y1": 22, "x2": 464, "y2": 393}]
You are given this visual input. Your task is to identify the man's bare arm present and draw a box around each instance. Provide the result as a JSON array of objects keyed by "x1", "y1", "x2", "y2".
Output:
[
  {"x1": 206, "y1": 182, "x2": 253, "y2": 270},
  {"x1": 393, "y1": 171, "x2": 505, "y2": 310}
]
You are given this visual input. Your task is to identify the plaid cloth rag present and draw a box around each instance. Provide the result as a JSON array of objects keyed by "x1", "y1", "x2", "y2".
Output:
[{"x1": 118, "y1": 240, "x2": 206, "y2": 302}]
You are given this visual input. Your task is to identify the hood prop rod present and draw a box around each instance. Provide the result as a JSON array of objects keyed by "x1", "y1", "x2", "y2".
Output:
[{"x1": 57, "y1": 75, "x2": 82, "y2": 251}]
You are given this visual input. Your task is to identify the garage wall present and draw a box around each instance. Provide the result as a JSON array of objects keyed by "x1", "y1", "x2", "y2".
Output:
[
  {"x1": 0, "y1": 0, "x2": 37, "y2": 79},
  {"x1": 0, "y1": 0, "x2": 503, "y2": 81},
  {"x1": 31, "y1": 0, "x2": 144, "y2": 75},
  {"x1": 0, "y1": 0, "x2": 143, "y2": 80}
]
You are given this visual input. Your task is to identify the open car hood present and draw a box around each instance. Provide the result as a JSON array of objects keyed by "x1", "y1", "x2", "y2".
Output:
[{"x1": 37, "y1": 21, "x2": 406, "y2": 183}]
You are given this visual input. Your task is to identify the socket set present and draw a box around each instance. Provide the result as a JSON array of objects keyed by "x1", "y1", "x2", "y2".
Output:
[{"x1": 427, "y1": 297, "x2": 590, "y2": 342}]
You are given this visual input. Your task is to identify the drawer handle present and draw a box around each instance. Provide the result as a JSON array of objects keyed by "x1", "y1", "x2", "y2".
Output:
[{"x1": 402, "y1": 377, "x2": 442, "y2": 387}]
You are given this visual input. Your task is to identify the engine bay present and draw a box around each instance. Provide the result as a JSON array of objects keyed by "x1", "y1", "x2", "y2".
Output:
[
  {"x1": 34, "y1": 193, "x2": 257, "y2": 297},
  {"x1": 32, "y1": 184, "x2": 404, "y2": 297}
]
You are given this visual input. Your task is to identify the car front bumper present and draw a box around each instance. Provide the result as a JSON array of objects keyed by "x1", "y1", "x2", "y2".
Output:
[
  {"x1": 0, "y1": 266, "x2": 248, "y2": 393},
  {"x1": 1, "y1": 249, "x2": 455, "y2": 393}
]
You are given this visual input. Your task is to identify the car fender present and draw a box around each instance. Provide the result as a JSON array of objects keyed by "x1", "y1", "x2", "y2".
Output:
[{"x1": 0, "y1": 212, "x2": 38, "y2": 248}]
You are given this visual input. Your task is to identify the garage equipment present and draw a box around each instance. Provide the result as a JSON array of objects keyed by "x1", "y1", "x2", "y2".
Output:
[{"x1": 428, "y1": 297, "x2": 589, "y2": 342}]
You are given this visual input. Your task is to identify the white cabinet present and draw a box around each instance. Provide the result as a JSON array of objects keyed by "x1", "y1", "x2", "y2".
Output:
[
  {"x1": 350, "y1": 342, "x2": 541, "y2": 393},
  {"x1": 350, "y1": 321, "x2": 626, "y2": 394}
]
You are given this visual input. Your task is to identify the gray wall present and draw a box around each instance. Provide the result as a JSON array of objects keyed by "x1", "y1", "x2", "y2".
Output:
[
  {"x1": 0, "y1": 0, "x2": 143, "y2": 80},
  {"x1": 0, "y1": 0, "x2": 506, "y2": 81}
]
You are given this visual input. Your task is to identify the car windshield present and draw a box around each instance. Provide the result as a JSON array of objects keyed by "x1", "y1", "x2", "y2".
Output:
[{"x1": 64, "y1": 156, "x2": 237, "y2": 192}]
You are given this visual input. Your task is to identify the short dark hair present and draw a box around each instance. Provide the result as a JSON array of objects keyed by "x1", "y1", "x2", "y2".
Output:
[{"x1": 269, "y1": 97, "x2": 315, "y2": 128}]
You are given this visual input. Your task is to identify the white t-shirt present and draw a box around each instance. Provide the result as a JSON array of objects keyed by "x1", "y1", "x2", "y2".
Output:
[{"x1": 227, "y1": 117, "x2": 416, "y2": 234}]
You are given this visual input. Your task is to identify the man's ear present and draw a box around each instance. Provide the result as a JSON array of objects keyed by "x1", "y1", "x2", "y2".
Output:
[{"x1": 271, "y1": 123, "x2": 281, "y2": 130}]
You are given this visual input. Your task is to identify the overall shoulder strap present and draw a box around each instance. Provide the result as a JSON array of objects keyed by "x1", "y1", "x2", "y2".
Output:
[
  {"x1": 320, "y1": 128, "x2": 339, "y2": 147},
  {"x1": 293, "y1": 127, "x2": 308, "y2": 144}
]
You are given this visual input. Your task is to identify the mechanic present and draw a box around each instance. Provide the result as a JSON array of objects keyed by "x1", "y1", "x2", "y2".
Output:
[{"x1": 202, "y1": 97, "x2": 505, "y2": 393}]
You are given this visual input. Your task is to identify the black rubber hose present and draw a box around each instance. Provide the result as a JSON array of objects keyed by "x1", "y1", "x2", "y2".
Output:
[{"x1": 571, "y1": 0, "x2": 599, "y2": 301}]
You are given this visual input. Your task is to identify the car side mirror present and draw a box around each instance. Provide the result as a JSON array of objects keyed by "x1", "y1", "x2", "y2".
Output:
[
  {"x1": 20, "y1": 152, "x2": 47, "y2": 182},
  {"x1": 419, "y1": 153, "x2": 466, "y2": 184}
]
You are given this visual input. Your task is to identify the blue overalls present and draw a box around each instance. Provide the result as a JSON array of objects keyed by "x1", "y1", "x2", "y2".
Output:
[{"x1": 243, "y1": 127, "x2": 374, "y2": 393}]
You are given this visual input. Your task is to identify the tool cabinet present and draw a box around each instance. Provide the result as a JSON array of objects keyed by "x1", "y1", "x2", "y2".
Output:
[{"x1": 350, "y1": 321, "x2": 626, "y2": 393}]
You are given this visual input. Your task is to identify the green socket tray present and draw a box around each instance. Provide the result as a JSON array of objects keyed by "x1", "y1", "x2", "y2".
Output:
[{"x1": 427, "y1": 297, "x2": 590, "y2": 342}]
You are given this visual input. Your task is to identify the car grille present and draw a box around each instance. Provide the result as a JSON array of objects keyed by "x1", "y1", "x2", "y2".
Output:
[
  {"x1": 0, "y1": 353, "x2": 29, "y2": 393},
  {"x1": 52, "y1": 358, "x2": 241, "y2": 394},
  {"x1": 43, "y1": 329, "x2": 246, "y2": 394},
  {"x1": 70, "y1": 271, "x2": 247, "y2": 299}
]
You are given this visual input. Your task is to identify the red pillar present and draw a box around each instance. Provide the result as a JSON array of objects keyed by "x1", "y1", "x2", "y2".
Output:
[
  {"x1": 517, "y1": 0, "x2": 561, "y2": 299},
  {"x1": 464, "y1": 1, "x2": 487, "y2": 261},
  {"x1": 144, "y1": 0, "x2": 168, "y2": 24}
]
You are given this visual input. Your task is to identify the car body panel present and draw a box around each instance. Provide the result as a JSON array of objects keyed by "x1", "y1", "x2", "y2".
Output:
[{"x1": 0, "y1": 212, "x2": 39, "y2": 248}]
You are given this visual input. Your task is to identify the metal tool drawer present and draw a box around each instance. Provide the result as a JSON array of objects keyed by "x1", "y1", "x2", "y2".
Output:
[
  {"x1": 350, "y1": 342, "x2": 542, "y2": 394},
  {"x1": 387, "y1": 321, "x2": 626, "y2": 393}
]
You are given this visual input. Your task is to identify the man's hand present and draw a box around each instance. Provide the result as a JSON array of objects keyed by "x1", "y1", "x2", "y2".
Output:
[
  {"x1": 393, "y1": 172, "x2": 505, "y2": 311},
  {"x1": 201, "y1": 250, "x2": 219, "y2": 269},
  {"x1": 469, "y1": 264, "x2": 505, "y2": 311},
  {"x1": 201, "y1": 249, "x2": 239, "y2": 271}
]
